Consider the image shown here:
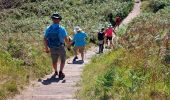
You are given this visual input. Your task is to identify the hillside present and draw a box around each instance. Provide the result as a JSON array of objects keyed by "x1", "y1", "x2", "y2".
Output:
[
  {"x1": 78, "y1": 0, "x2": 170, "y2": 99},
  {"x1": 0, "y1": 0, "x2": 133, "y2": 99}
]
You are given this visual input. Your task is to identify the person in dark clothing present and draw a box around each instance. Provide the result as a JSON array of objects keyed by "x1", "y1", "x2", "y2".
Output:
[
  {"x1": 97, "y1": 28, "x2": 105, "y2": 53},
  {"x1": 115, "y1": 16, "x2": 122, "y2": 28}
]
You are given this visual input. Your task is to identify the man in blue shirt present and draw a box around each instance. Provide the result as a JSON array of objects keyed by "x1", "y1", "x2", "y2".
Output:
[
  {"x1": 44, "y1": 13, "x2": 69, "y2": 79},
  {"x1": 72, "y1": 26, "x2": 88, "y2": 63}
]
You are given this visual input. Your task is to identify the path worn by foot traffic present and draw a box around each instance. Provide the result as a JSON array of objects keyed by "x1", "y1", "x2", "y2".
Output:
[
  {"x1": 121, "y1": 0, "x2": 141, "y2": 26},
  {"x1": 12, "y1": 48, "x2": 97, "y2": 100},
  {"x1": 12, "y1": 0, "x2": 141, "y2": 100}
]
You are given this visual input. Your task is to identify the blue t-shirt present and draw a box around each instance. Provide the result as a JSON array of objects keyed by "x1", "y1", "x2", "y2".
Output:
[
  {"x1": 44, "y1": 23, "x2": 68, "y2": 48},
  {"x1": 73, "y1": 31, "x2": 88, "y2": 46}
]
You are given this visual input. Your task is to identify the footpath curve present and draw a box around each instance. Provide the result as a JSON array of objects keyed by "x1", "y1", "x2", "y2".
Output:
[{"x1": 12, "y1": 0, "x2": 141, "y2": 100}]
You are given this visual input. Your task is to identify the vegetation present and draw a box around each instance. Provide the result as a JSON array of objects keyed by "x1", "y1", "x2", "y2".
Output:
[
  {"x1": 78, "y1": 0, "x2": 170, "y2": 100},
  {"x1": 0, "y1": 0, "x2": 133, "y2": 99},
  {"x1": 141, "y1": 0, "x2": 170, "y2": 13}
]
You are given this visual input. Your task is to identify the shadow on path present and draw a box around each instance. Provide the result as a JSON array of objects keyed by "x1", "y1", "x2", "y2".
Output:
[
  {"x1": 67, "y1": 60, "x2": 84, "y2": 64},
  {"x1": 40, "y1": 75, "x2": 66, "y2": 85}
]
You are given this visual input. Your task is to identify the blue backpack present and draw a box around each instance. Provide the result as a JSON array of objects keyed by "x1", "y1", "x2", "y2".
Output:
[{"x1": 45, "y1": 25, "x2": 63, "y2": 48}]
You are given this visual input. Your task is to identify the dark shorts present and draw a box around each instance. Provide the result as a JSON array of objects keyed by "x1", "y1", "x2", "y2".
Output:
[
  {"x1": 50, "y1": 46, "x2": 66, "y2": 64},
  {"x1": 106, "y1": 36, "x2": 112, "y2": 41}
]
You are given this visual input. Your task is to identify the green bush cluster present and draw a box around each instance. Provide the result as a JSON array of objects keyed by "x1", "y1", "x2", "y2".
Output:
[
  {"x1": 150, "y1": 0, "x2": 169, "y2": 13},
  {"x1": 141, "y1": 0, "x2": 170, "y2": 13}
]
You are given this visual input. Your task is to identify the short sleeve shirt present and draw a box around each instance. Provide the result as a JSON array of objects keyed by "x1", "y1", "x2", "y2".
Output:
[
  {"x1": 44, "y1": 23, "x2": 68, "y2": 48},
  {"x1": 73, "y1": 31, "x2": 88, "y2": 47},
  {"x1": 105, "y1": 27, "x2": 113, "y2": 37}
]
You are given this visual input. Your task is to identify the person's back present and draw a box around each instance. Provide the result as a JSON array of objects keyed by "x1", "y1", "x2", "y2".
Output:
[
  {"x1": 98, "y1": 31, "x2": 104, "y2": 41},
  {"x1": 105, "y1": 24, "x2": 116, "y2": 49},
  {"x1": 72, "y1": 26, "x2": 88, "y2": 62},
  {"x1": 97, "y1": 28, "x2": 105, "y2": 53},
  {"x1": 115, "y1": 16, "x2": 122, "y2": 27},
  {"x1": 45, "y1": 24, "x2": 66, "y2": 48},
  {"x1": 105, "y1": 27, "x2": 113, "y2": 37},
  {"x1": 44, "y1": 13, "x2": 70, "y2": 79},
  {"x1": 73, "y1": 31, "x2": 87, "y2": 47}
]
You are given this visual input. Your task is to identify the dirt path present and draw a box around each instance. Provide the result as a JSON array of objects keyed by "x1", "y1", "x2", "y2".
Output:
[
  {"x1": 121, "y1": 0, "x2": 141, "y2": 25},
  {"x1": 12, "y1": 1, "x2": 141, "y2": 100}
]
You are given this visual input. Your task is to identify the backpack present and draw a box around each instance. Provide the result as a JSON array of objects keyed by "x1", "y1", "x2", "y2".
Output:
[{"x1": 45, "y1": 25, "x2": 63, "y2": 48}]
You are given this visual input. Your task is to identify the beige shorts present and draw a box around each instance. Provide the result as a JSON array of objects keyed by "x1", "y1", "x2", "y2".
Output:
[
  {"x1": 50, "y1": 46, "x2": 66, "y2": 64},
  {"x1": 74, "y1": 46, "x2": 85, "y2": 55}
]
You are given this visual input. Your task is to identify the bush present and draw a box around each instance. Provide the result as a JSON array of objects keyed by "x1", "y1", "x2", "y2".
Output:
[{"x1": 150, "y1": 0, "x2": 169, "y2": 13}]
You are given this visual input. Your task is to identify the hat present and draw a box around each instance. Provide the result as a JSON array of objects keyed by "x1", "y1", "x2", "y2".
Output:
[
  {"x1": 74, "y1": 26, "x2": 82, "y2": 32},
  {"x1": 51, "y1": 13, "x2": 62, "y2": 20},
  {"x1": 108, "y1": 24, "x2": 112, "y2": 27}
]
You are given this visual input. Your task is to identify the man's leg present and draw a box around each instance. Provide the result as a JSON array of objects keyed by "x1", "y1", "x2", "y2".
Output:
[
  {"x1": 73, "y1": 47, "x2": 78, "y2": 61},
  {"x1": 106, "y1": 37, "x2": 109, "y2": 46},
  {"x1": 110, "y1": 40, "x2": 114, "y2": 49},
  {"x1": 60, "y1": 59, "x2": 65, "y2": 72},
  {"x1": 80, "y1": 46, "x2": 85, "y2": 61},
  {"x1": 53, "y1": 62, "x2": 58, "y2": 72},
  {"x1": 101, "y1": 43, "x2": 104, "y2": 53},
  {"x1": 81, "y1": 52, "x2": 84, "y2": 61},
  {"x1": 99, "y1": 44, "x2": 101, "y2": 53},
  {"x1": 51, "y1": 48, "x2": 59, "y2": 75},
  {"x1": 59, "y1": 46, "x2": 66, "y2": 78}
]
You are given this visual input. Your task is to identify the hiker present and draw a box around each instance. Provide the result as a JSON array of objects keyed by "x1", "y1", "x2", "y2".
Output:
[
  {"x1": 115, "y1": 16, "x2": 122, "y2": 28},
  {"x1": 44, "y1": 13, "x2": 70, "y2": 79},
  {"x1": 97, "y1": 28, "x2": 105, "y2": 53},
  {"x1": 105, "y1": 24, "x2": 116, "y2": 49},
  {"x1": 72, "y1": 26, "x2": 88, "y2": 63}
]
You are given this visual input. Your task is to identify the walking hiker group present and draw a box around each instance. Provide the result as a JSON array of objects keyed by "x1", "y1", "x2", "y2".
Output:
[
  {"x1": 44, "y1": 13, "x2": 88, "y2": 79},
  {"x1": 97, "y1": 24, "x2": 117, "y2": 54},
  {"x1": 43, "y1": 12, "x2": 120, "y2": 79}
]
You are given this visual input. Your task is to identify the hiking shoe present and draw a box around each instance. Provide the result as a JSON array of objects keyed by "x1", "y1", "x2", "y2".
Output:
[
  {"x1": 54, "y1": 71, "x2": 58, "y2": 75},
  {"x1": 59, "y1": 71, "x2": 65, "y2": 79},
  {"x1": 73, "y1": 56, "x2": 78, "y2": 62},
  {"x1": 51, "y1": 71, "x2": 58, "y2": 78},
  {"x1": 80, "y1": 60, "x2": 84, "y2": 63}
]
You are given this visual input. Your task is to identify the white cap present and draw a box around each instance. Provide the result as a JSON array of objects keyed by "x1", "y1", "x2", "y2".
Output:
[{"x1": 74, "y1": 26, "x2": 82, "y2": 32}]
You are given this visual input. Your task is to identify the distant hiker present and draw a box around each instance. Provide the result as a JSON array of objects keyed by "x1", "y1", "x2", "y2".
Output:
[
  {"x1": 97, "y1": 28, "x2": 105, "y2": 53},
  {"x1": 162, "y1": 32, "x2": 170, "y2": 64},
  {"x1": 72, "y1": 26, "x2": 88, "y2": 63},
  {"x1": 44, "y1": 13, "x2": 70, "y2": 79},
  {"x1": 105, "y1": 24, "x2": 116, "y2": 49},
  {"x1": 115, "y1": 16, "x2": 122, "y2": 28}
]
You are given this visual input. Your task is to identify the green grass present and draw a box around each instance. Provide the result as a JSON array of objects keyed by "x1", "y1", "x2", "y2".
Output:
[
  {"x1": 77, "y1": 49, "x2": 170, "y2": 99},
  {"x1": 77, "y1": 1, "x2": 170, "y2": 99},
  {"x1": 141, "y1": 0, "x2": 170, "y2": 13}
]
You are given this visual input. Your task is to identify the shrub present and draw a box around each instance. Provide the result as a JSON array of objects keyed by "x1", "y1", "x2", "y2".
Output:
[{"x1": 149, "y1": 0, "x2": 169, "y2": 13}]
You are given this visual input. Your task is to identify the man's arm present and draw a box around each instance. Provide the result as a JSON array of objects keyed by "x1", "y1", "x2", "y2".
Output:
[
  {"x1": 44, "y1": 37, "x2": 50, "y2": 53},
  {"x1": 113, "y1": 29, "x2": 116, "y2": 35},
  {"x1": 65, "y1": 36, "x2": 72, "y2": 51},
  {"x1": 64, "y1": 36, "x2": 70, "y2": 45}
]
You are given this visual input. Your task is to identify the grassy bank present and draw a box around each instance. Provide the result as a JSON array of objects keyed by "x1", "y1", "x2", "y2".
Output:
[
  {"x1": 0, "y1": 0, "x2": 134, "y2": 99},
  {"x1": 77, "y1": 0, "x2": 170, "y2": 99}
]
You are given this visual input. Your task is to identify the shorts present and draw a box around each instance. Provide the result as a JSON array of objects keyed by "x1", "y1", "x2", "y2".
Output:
[
  {"x1": 106, "y1": 36, "x2": 112, "y2": 41},
  {"x1": 50, "y1": 46, "x2": 66, "y2": 64},
  {"x1": 98, "y1": 40, "x2": 104, "y2": 44},
  {"x1": 74, "y1": 46, "x2": 85, "y2": 55}
]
